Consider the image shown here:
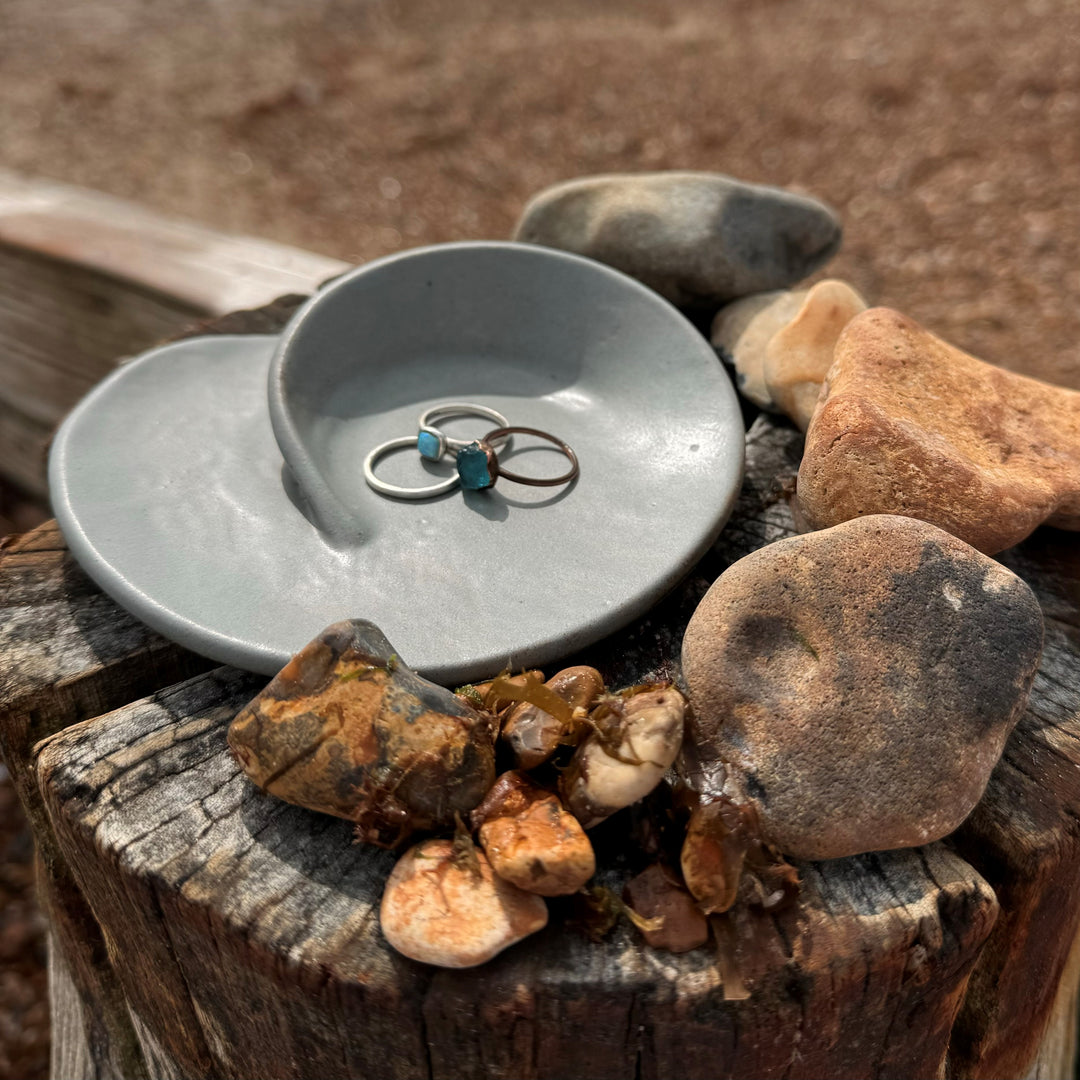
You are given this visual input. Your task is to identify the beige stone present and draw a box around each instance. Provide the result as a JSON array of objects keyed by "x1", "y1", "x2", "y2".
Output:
[
  {"x1": 681, "y1": 515, "x2": 1044, "y2": 860},
  {"x1": 712, "y1": 279, "x2": 867, "y2": 429},
  {"x1": 472, "y1": 772, "x2": 595, "y2": 896},
  {"x1": 379, "y1": 839, "x2": 548, "y2": 968},
  {"x1": 561, "y1": 687, "x2": 685, "y2": 829},
  {"x1": 798, "y1": 308, "x2": 1080, "y2": 553}
]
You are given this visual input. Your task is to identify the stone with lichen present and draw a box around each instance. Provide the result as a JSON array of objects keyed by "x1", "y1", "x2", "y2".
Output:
[{"x1": 228, "y1": 619, "x2": 496, "y2": 848}]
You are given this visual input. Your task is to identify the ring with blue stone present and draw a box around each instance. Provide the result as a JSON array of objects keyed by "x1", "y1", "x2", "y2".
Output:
[
  {"x1": 457, "y1": 427, "x2": 580, "y2": 491},
  {"x1": 416, "y1": 402, "x2": 512, "y2": 461}
]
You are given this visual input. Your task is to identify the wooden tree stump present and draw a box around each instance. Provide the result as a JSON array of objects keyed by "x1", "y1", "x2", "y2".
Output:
[{"x1": 2, "y1": 301, "x2": 1079, "y2": 1079}]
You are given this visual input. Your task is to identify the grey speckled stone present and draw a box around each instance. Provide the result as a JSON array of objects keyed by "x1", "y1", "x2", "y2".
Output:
[
  {"x1": 681, "y1": 514, "x2": 1044, "y2": 860},
  {"x1": 513, "y1": 171, "x2": 842, "y2": 309}
]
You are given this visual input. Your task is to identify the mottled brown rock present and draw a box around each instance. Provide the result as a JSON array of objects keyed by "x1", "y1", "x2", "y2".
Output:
[
  {"x1": 472, "y1": 771, "x2": 595, "y2": 896},
  {"x1": 500, "y1": 665, "x2": 604, "y2": 769},
  {"x1": 713, "y1": 279, "x2": 867, "y2": 429},
  {"x1": 798, "y1": 307, "x2": 1080, "y2": 553},
  {"x1": 561, "y1": 687, "x2": 685, "y2": 829},
  {"x1": 513, "y1": 172, "x2": 842, "y2": 308},
  {"x1": 681, "y1": 515, "x2": 1044, "y2": 860},
  {"x1": 623, "y1": 864, "x2": 709, "y2": 954},
  {"x1": 379, "y1": 839, "x2": 548, "y2": 968},
  {"x1": 227, "y1": 619, "x2": 496, "y2": 847}
]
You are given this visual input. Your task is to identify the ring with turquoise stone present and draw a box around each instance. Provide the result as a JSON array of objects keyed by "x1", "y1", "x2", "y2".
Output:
[
  {"x1": 416, "y1": 402, "x2": 512, "y2": 461},
  {"x1": 457, "y1": 427, "x2": 580, "y2": 491}
]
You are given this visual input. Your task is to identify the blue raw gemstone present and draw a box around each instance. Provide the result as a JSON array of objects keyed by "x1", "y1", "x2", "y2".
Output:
[
  {"x1": 417, "y1": 430, "x2": 442, "y2": 461},
  {"x1": 457, "y1": 442, "x2": 495, "y2": 490}
]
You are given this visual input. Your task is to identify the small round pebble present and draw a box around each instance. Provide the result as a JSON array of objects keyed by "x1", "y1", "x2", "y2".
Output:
[{"x1": 380, "y1": 839, "x2": 548, "y2": 968}]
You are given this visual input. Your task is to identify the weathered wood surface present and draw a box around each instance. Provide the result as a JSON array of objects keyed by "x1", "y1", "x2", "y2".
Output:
[
  {"x1": 25, "y1": 418, "x2": 996, "y2": 1080},
  {"x1": 0, "y1": 302, "x2": 1077, "y2": 1075},
  {"x1": 0, "y1": 167, "x2": 347, "y2": 499},
  {"x1": 0, "y1": 412, "x2": 1066, "y2": 1080},
  {"x1": 35, "y1": 670, "x2": 996, "y2": 1080}
]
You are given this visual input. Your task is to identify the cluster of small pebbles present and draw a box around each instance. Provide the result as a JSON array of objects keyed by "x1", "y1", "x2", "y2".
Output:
[
  {"x1": 231, "y1": 169, "x2": 1056, "y2": 969},
  {"x1": 230, "y1": 621, "x2": 698, "y2": 967}
]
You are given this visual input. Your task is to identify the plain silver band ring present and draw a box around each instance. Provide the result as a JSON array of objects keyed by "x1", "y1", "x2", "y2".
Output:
[
  {"x1": 418, "y1": 402, "x2": 512, "y2": 454},
  {"x1": 364, "y1": 435, "x2": 459, "y2": 500}
]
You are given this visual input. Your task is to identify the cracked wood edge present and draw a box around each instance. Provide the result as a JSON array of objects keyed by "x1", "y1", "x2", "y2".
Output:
[
  {"x1": 37, "y1": 666, "x2": 996, "y2": 1080},
  {"x1": 946, "y1": 528, "x2": 1080, "y2": 1080},
  {"x1": 0, "y1": 296, "x2": 303, "y2": 1079}
]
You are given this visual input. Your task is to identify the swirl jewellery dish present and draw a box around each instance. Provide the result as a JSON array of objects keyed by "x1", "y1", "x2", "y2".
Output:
[{"x1": 49, "y1": 242, "x2": 745, "y2": 684}]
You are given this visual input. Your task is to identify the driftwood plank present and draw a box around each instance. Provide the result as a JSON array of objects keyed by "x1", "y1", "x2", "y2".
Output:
[{"x1": 0, "y1": 167, "x2": 347, "y2": 499}]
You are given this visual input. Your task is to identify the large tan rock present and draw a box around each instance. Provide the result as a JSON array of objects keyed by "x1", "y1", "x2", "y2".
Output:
[
  {"x1": 798, "y1": 308, "x2": 1080, "y2": 553},
  {"x1": 680, "y1": 515, "x2": 1043, "y2": 861},
  {"x1": 712, "y1": 280, "x2": 867, "y2": 429}
]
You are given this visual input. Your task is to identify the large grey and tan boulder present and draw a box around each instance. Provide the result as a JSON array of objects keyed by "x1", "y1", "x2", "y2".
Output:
[
  {"x1": 681, "y1": 514, "x2": 1043, "y2": 861},
  {"x1": 797, "y1": 308, "x2": 1080, "y2": 553},
  {"x1": 513, "y1": 172, "x2": 842, "y2": 309}
]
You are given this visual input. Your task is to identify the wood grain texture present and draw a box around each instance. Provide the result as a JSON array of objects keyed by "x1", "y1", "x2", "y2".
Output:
[
  {"x1": 0, "y1": 168, "x2": 350, "y2": 317},
  {"x1": 948, "y1": 528, "x2": 1080, "y2": 1079},
  {"x1": 36, "y1": 664, "x2": 996, "y2": 1080},
  {"x1": 0, "y1": 167, "x2": 344, "y2": 497},
  {"x1": 0, "y1": 296, "x2": 303, "y2": 1079},
  {"x1": 4, "y1": 411, "x2": 1080, "y2": 1078}
]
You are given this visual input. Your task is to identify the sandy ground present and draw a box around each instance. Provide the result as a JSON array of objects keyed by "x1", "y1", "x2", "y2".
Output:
[{"x1": 1, "y1": 1, "x2": 1079, "y2": 1075}]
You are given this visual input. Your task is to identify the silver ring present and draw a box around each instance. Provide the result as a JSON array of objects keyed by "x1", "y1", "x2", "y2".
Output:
[
  {"x1": 417, "y1": 402, "x2": 512, "y2": 461},
  {"x1": 364, "y1": 435, "x2": 459, "y2": 500}
]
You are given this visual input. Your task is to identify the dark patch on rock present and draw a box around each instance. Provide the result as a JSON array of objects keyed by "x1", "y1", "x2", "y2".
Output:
[
  {"x1": 681, "y1": 515, "x2": 1043, "y2": 860},
  {"x1": 512, "y1": 171, "x2": 842, "y2": 309}
]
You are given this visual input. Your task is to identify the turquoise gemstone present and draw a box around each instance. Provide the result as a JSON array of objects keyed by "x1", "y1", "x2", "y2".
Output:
[
  {"x1": 457, "y1": 442, "x2": 496, "y2": 490},
  {"x1": 417, "y1": 430, "x2": 442, "y2": 461}
]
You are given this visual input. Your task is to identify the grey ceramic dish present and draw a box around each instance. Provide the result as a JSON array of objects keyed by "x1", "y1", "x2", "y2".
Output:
[{"x1": 49, "y1": 241, "x2": 744, "y2": 684}]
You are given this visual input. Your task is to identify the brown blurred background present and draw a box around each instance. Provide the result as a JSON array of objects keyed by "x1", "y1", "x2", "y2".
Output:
[{"x1": 2, "y1": 0, "x2": 1079, "y2": 1075}]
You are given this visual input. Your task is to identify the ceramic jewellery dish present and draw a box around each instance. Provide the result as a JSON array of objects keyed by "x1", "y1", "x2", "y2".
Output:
[{"x1": 50, "y1": 241, "x2": 746, "y2": 684}]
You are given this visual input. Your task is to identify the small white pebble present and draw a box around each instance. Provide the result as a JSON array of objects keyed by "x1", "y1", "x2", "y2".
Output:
[{"x1": 380, "y1": 839, "x2": 547, "y2": 968}]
